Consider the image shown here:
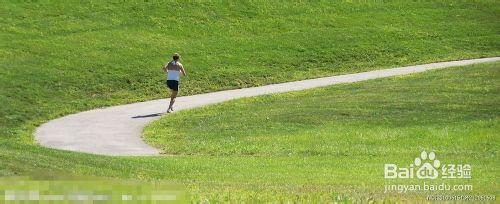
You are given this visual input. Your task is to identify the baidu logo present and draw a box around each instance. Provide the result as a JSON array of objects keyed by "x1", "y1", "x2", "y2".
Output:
[
  {"x1": 414, "y1": 151, "x2": 440, "y2": 179},
  {"x1": 384, "y1": 150, "x2": 471, "y2": 179}
]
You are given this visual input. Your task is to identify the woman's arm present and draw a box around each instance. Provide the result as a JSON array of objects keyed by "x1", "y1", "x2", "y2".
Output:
[
  {"x1": 180, "y1": 65, "x2": 187, "y2": 76},
  {"x1": 162, "y1": 63, "x2": 168, "y2": 73}
]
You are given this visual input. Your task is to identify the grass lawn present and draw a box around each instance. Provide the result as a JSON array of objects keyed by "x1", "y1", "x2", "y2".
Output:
[
  {"x1": 1, "y1": 1, "x2": 499, "y2": 202},
  {"x1": 1, "y1": 1, "x2": 499, "y2": 141},
  {"x1": 1, "y1": 62, "x2": 497, "y2": 202},
  {"x1": 144, "y1": 62, "x2": 499, "y2": 201}
]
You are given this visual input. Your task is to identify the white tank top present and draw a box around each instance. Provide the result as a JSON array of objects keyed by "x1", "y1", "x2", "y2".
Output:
[
  {"x1": 166, "y1": 61, "x2": 181, "y2": 81},
  {"x1": 167, "y1": 70, "x2": 180, "y2": 81}
]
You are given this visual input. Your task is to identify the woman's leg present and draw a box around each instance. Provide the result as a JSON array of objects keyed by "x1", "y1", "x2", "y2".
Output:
[{"x1": 167, "y1": 90, "x2": 178, "y2": 112}]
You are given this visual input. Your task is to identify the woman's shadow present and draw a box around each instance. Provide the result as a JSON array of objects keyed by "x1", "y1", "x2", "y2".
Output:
[{"x1": 131, "y1": 112, "x2": 165, "y2": 119}]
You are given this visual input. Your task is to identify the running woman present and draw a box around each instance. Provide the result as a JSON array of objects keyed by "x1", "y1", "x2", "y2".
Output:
[{"x1": 162, "y1": 53, "x2": 186, "y2": 113}]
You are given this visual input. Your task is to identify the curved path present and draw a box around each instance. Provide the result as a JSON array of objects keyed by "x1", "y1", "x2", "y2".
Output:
[{"x1": 35, "y1": 57, "x2": 500, "y2": 156}]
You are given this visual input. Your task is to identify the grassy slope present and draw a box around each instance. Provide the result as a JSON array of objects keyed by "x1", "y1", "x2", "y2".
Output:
[
  {"x1": 1, "y1": 62, "x2": 497, "y2": 202},
  {"x1": 1, "y1": 1, "x2": 499, "y2": 141},
  {"x1": 145, "y1": 62, "x2": 499, "y2": 200},
  {"x1": 0, "y1": 1, "x2": 499, "y2": 202},
  {"x1": 145, "y1": 64, "x2": 499, "y2": 157}
]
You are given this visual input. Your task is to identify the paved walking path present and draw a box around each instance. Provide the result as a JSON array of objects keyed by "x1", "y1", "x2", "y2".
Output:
[{"x1": 35, "y1": 57, "x2": 500, "y2": 156}]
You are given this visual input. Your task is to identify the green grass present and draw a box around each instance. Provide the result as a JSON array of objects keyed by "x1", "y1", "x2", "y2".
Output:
[
  {"x1": 1, "y1": 1, "x2": 499, "y2": 141},
  {"x1": 142, "y1": 62, "x2": 499, "y2": 200},
  {"x1": 145, "y1": 64, "x2": 499, "y2": 157},
  {"x1": 2, "y1": 62, "x2": 497, "y2": 202},
  {"x1": 1, "y1": 1, "x2": 499, "y2": 202}
]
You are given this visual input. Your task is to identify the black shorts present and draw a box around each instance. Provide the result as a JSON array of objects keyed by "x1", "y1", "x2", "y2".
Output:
[{"x1": 166, "y1": 80, "x2": 179, "y2": 91}]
